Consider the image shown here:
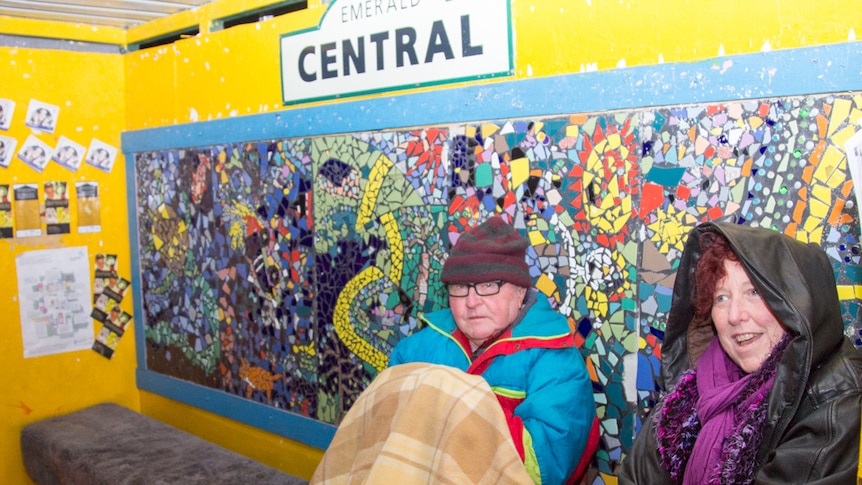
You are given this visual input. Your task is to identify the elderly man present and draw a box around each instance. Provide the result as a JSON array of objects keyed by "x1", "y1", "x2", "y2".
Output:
[
  {"x1": 312, "y1": 217, "x2": 597, "y2": 485},
  {"x1": 388, "y1": 216, "x2": 597, "y2": 485}
]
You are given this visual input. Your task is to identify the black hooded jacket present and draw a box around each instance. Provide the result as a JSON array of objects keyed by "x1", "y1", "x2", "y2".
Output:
[{"x1": 620, "y1": 222, "x2": 862, "y2": 484}]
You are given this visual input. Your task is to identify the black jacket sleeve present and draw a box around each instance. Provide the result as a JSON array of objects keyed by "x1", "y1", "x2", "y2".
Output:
[
  {"x1": 754, "y1": 393, "x2": 861, "y2": 484},
  {"x1": 617, "y1": 414, "x2": 675, "y2": 485}
]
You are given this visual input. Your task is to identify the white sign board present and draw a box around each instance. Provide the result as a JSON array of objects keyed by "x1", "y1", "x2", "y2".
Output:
[{"x1": 280, "y1": 0, "x2": 513, "y2": 105}]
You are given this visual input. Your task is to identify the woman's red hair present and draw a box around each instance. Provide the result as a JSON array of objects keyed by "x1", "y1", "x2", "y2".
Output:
[{"x1": 693, "y1": 231, "x2": 738, "y2": 316}]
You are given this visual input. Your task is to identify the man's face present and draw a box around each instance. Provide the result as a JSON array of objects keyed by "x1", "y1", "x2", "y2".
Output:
[{"x1": 449, "y1": 281, "x2": 527, "y2": 350}]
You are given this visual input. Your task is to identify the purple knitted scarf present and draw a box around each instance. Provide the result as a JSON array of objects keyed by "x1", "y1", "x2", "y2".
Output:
[{"x1": 654, "y1": 333, "x2": 790, "y2": 484}]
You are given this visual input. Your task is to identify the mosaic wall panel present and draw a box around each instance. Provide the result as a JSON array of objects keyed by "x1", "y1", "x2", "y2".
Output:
[{"x1": 134, "y1": 92, "x2": 862, "y2": 482}]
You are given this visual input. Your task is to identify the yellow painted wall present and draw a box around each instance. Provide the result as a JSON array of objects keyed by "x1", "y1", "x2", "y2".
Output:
[
  {"x1": 514, "y1": 0, "x2": 860, "y2": 78},
  {"x1": 0, "y1": 47, "x2": 133, "y2": 484},
  {"x1": 2, "y1": 0, "x2": 861, "y2": 483},
  {"x1": 123, "y1": 0, "x2": 862, "y2": 129}
]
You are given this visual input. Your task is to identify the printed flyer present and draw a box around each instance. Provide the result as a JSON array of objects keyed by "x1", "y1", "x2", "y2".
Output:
[
  {"x1": 17, "y1": 246, "x2": 93, "y2": 358},
  {"x1": 13, "y1": 183, "x2": 41, "y2": 237},
  {"x1": 0, "y1": 184, "x2": 11, "y2": 238},
  {"x1": 76, "y1": 182, "x2": 101, "y2": 233},
  {"x1": 44, "y1": 181, "x2": 70, "y2": 235}
]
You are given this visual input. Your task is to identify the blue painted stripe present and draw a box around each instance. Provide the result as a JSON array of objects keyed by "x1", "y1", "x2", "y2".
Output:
[
  {"x1": 125, "y1": 157, "x2": 147, "y2": 368},
  {"x1": 122, "y1": 41, "x2": 862, "y2": 153},
  {"x1": 136, "y1": 369, "x2": 337, "y2": 449}
]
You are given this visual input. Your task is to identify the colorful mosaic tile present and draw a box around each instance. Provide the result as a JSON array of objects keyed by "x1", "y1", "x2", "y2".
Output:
[{"x1": 134, "y1": 93, "x2": 862, "y2": 482}]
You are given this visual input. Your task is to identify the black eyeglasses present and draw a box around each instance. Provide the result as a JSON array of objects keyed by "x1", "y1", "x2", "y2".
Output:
[{"x1": 447, "y1": 281, "x2": 506, "y2": 297}]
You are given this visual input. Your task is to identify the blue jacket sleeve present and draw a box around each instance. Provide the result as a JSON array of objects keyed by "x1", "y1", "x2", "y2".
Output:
[{"x1": 517, "y1": 345, "x2": 596, "y2": 484}]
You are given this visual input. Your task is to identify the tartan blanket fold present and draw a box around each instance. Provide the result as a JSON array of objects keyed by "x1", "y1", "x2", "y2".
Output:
[{"x1": 311, "y1": 363, "x2": 533, "y2": 485}]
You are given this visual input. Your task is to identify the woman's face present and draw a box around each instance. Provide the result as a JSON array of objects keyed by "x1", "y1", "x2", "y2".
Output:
[{"x1": 712, "y1": 260, "x2": 786, "y2": 373}]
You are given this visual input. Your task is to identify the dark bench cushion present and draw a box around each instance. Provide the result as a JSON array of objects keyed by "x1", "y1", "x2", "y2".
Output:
[{"x1": 21, "y1": 402, "x2": 307, "y2": 485}]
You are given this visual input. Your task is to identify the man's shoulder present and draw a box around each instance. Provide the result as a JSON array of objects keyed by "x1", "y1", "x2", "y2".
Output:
[
  {"x1": 519, "y1": 299, "x2": 570, "y2": 334},
  {"x1": 390, "y1": 329, "x2": 460, "y2": 368},
  {"x1": 396, "y1": 312, "x2": 454, "y2": 347}
]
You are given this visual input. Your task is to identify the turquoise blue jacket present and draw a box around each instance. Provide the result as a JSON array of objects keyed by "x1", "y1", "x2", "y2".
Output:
[{"x1": 389, "y1": 294, "x2": 596, "y2": 485}]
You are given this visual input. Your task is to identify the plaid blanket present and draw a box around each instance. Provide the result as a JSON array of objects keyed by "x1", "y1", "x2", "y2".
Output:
[{"x1": 311, "y1": 363, "x2": 533, "y2": 484}]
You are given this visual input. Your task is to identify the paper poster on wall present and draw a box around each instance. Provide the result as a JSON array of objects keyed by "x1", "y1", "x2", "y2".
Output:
[
  {"x1": 17, "y1": 134, "x2": 53, "y2": 173},
  {"x1": 43, "y1": 181, "x2": 70, "y2": 235},
  {"x1": 0, "y1": 184, "x2": 11, "y2": 238},
  {"x1": 0, "y1": 98, "x2": 14, "y2": 131},
  {"x1": 85, "y1": 139, "x2": 117, "y2": 173},
  {"x1": 16, "y1": 246, "x2": 94, "y2": 358},
  {"x1": 24, "y1": 99, "x2": 59, "y2": 133},
  {"x1": 13, "y1": 183, "x2": 41, "y2": 237},
  {"x1": 0, "y1": 135, "x2": 16, "y2": 168},
  {"x1": 52, "y1": 136, "x2": 86, "y2": 171},
  {"x1": 76, "y1": 181, "x2": 100, "y2": 233}
]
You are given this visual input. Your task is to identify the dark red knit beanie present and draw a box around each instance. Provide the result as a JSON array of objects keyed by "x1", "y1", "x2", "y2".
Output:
[{"x1": 440, "y1": 216, "x2": 532, "y2": 288}]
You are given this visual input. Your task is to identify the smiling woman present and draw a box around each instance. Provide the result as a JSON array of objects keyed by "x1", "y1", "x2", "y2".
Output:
[
  {"x1": 695, "y1": 233, "x2": 788, "y2": 374},
  {"x1": 619, "y1": 222, "x2": 862, "y2": 485}
]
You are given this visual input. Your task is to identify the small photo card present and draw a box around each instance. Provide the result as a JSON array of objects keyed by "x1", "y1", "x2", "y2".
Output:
[
  {"x1": 17, "y1": 135, "x2": 54, "y2": 173},
  {"x1": 24, "y1": 99, "x2": 59, "y2": 133},
  {"x1": 0, "y1": 135, "x2": 17, "y2": 168},
  {"x1": 104, "y1": 305, "x2": 128, "y2": 333},
  {"x1": 92, "y1": 325, "x2": 122, "y2": 359},
  {"x1": 52, "y1": 136, "x2": 86, "y2": 171},
  {"x1": 91, "y1": 292, "x2": 118, "y2": 317},
  {"x1": 94, "y1": 253, "x2": 117, "y2": 278},
  {"x1": 85, "y1": 139, "x2": 118, "y2": 173},
  {"x1": 0, "y1": 99, "x2": 14, "y2": 131},
  {"x1": 102, "y1": 273, "x2": 129, "y2": 303}
]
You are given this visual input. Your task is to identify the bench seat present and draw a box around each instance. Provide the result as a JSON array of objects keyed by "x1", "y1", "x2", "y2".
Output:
[{"x1": 21, "y1": 402, "x2": 308, "y2": 485}]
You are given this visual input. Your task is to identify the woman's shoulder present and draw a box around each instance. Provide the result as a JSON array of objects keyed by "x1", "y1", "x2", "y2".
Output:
[{"x1": 806, "y1": 340, "x2": 862, "y2": 398}]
